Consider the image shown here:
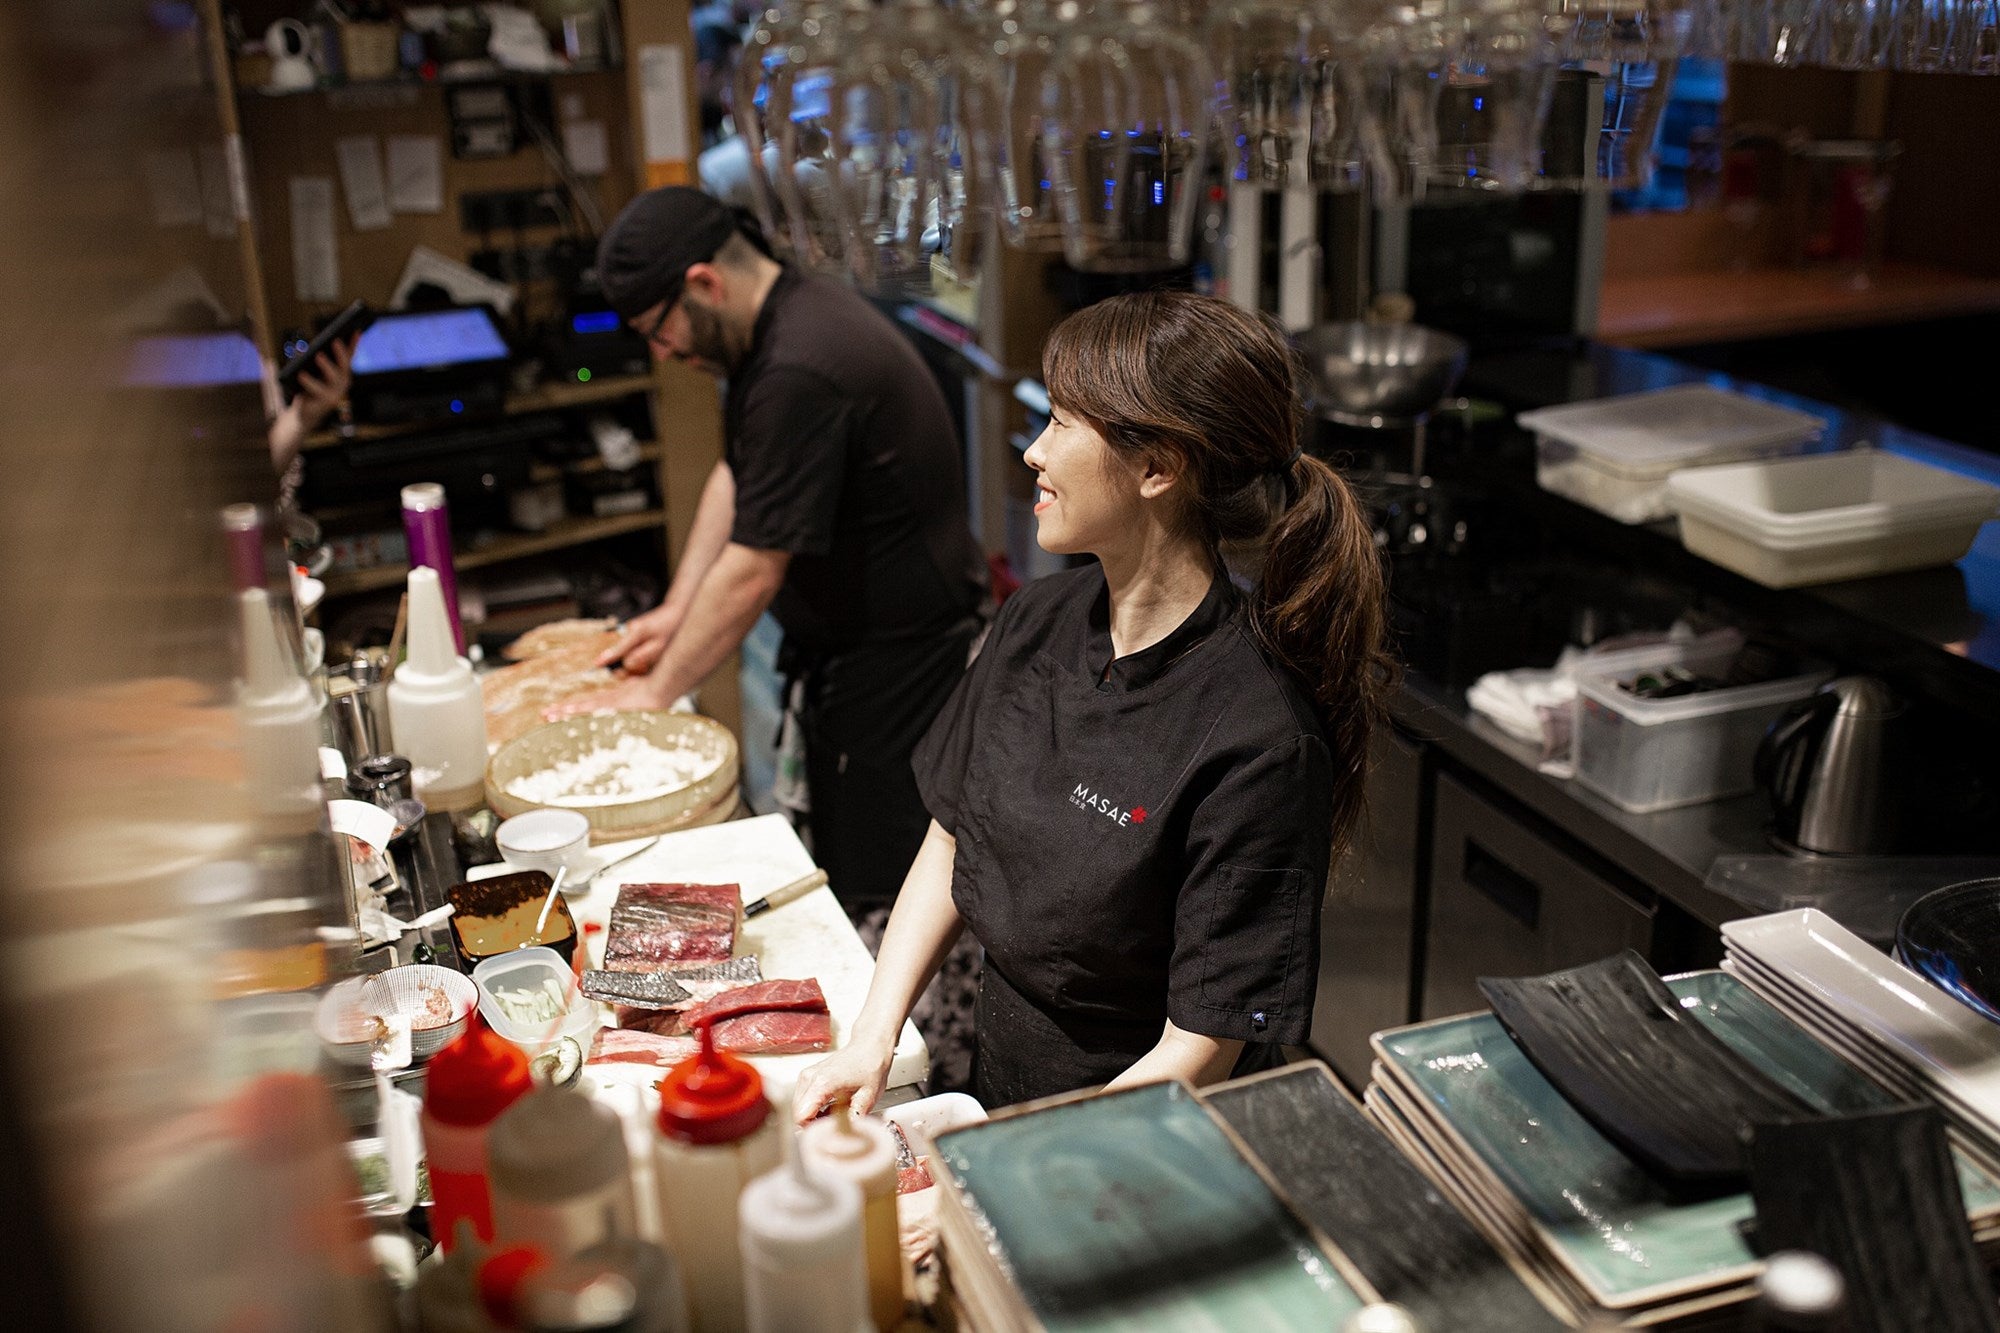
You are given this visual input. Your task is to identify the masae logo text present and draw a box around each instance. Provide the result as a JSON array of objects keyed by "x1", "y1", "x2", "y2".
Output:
[{"x1": 1071, "y1": 783, "x2": 1147, "y2": 827}]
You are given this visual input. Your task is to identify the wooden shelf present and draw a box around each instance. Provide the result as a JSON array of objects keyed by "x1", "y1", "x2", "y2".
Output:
[
  {"x1": 320, "y1": 508, "x2": 665, "y2": 597},
  {"x1": 528, "y1": 442, "x2": 663, "y2": 483},
  {"x1": 1597, "y1": 262, "x2": 2000, "y2": 349},
  {"x1": 302, "y1": 372, "x2": 656, "y2": 451},
  {"x1": 248, "y1": 63, "x2": 621, "y2": 100}
]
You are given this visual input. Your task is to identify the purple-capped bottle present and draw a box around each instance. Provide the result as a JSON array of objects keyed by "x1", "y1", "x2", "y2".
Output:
[
  {"x1": 222, "y1": 503, "x2": 266, "y2": 593},
  {"x1": 400, "y1": 483, "x2": 464, "y2": 655}
]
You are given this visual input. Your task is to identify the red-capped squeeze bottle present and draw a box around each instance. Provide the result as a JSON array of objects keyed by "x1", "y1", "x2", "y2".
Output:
[
  {"x1": 652, "y1": 1022, "x2": 783, "y2": 1332},
  {"x1": 422, "y1": 1016, "x2": 533, "y2": 1251}
]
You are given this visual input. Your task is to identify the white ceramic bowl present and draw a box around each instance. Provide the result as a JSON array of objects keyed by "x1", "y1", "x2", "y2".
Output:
[
  {"x1": 316, "y1": 965, "x2": 478, "y2": 1066},
  {"x1": 496, "y1": 808, "x2": 593, "y2": 877}
]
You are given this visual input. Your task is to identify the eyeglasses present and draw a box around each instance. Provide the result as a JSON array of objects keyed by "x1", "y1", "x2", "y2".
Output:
[{"x1": 631, "y1": 295, "x2": 682, "y2": 351}]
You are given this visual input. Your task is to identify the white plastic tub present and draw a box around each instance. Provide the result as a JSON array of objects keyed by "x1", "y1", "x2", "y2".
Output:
[
  {"x1": 1665, "y1": 447, "x2": 2000, "y2": 588},
  {"x1": 1573, "y1": 642, "x2": 1829, "y2": 813},
  {"x1": 1522, "y1": 385, "x2": 1824, "y2": 524},
  {"x1": 472, "y1": 946, "x2": 598, "y2": 1051}
]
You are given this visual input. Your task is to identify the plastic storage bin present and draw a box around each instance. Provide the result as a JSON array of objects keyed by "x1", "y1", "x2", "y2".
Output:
[
  {"x1": 1573, "y1": 642, "x2": 1829, "y2": 812},
  {"x1": 1665, "y1": 447, "x2": 2000, "y2": 588},
  {"x1": 1521, "y1": 386, "x2": 1824, "y2": 524}
]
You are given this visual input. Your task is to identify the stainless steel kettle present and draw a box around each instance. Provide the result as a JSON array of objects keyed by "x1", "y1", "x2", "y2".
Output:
[{"x1": 1755, "y1": 676, "x2": 1907, "y2": 856}]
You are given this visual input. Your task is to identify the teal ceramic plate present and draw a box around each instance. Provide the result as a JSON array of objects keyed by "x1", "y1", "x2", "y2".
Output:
[
  {"x1": 933, "y1": 1081, "x2": 1369, "y2": 1331},
  {"x1": 1371, "y1": 970, "x2": 2000, "y2": 1310}
]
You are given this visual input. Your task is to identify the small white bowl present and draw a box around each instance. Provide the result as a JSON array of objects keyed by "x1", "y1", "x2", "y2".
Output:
[
  {"x1": 316, "y1": 966, "x2": 478, "y2": 1066},
  {"x1": 496, "y1": 808, "x2": 592, "y2": 878}
]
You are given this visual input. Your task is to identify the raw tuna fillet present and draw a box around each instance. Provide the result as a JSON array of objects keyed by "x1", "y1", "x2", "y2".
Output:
[
  {"x1": 681, "y1": 978, "x2": 827, "y2": 1029},
  {"x1": 707, "y1": 1008, "x2": 832, "y2": 1056},
  {"x1": 603, "y1": 882, "x2": 738, "y2": 971},
  {"x1": 589, "y1": 1005, "x2": 832, "y2": 1064},
  {"x1": 588, "y1": 1027, "x2": 697, "y2": 1066}
]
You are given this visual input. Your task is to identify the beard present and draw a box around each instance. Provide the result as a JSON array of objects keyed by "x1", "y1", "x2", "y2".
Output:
[{"x1": 682, "y1": 297, "x2": 743, "y2": 377}]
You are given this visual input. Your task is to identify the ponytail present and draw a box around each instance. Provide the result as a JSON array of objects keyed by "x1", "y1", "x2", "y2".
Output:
[{"x1": 1252, "y1": 453, "x2": 1395, "y2": 855}]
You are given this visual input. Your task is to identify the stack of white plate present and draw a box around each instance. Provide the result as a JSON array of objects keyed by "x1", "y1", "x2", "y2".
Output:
[{"x1": 1722, "y1": 907, "x2": 2000, "y2": 1181}]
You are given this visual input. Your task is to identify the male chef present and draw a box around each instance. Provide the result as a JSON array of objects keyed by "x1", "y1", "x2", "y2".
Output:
[{"x1": 558, "y1": 187, "x2": 986, "y2": 916}]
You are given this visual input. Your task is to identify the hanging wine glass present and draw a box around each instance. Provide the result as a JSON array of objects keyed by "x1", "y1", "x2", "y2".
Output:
[
  {"x1": 771, "y1": 0, "x2": 856, "y2": 273},
  {"x1": 817, "y1": 0, "x2": 986, "y2": 294},
  {"x1": 1208, "y1": 0, "x2": 1377, "y2": 191},
  {"x1": 1553, "y1": 0, "x2": 1694, "y2": 188},
  {"x1": 972, "y1": 0, "x2": 1070, "y2": 251},
  {"x1": 1356, "y1": 5, "x2": 1453, "y2": 203},
  {"x1": 734, "y1": 4, "x2": 801, "y2": 256},
  {"x1": 1046, "y1": 0, "x2": 1214, "y2": 272},
  {"x1": 1426, "y1": 0, "x2": 1559, "y2": 193}
]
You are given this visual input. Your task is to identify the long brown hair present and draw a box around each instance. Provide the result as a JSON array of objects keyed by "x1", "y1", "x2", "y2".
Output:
[{"x1": 1042, "y1": 290, "x2": 1394, "y2": 853}]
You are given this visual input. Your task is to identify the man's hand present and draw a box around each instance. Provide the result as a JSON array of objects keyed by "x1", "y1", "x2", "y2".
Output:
[
  {"x1": 293, "y1": 335, "x2": 356, "y2": 434},
  {"x1": 543, "y1": 673, "x2": 674, "y2": 721},
  {"x1": 596, "y1": 603, "x2": 684, "y2": 674}
]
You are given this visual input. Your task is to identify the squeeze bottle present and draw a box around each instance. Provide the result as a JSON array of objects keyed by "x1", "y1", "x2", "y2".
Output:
[
  {"x1": 798, "y1": 1104, "x2": 901, "y2": 1331},
  {"x1": 236, "y1": 587, "x2": 324, "y2": 820},
  {"x1": 422, "y1": 1019, "x2": 533, "y2": 1249},
  {"x1": 388, "y1": 565, "x2": 488, "y2": 811},
  {"x1": 402, "y1": 482, "x2": 465, "y2": 654},
  {"x1": 651, "y1": 1023, "x2": 782, "y2": 1332},
  {"x1": 488, "y1": 1087, "x2": 640, "y2": 1261},
  {"x1": 738, "y1": 1139, "x2": 868, "y2": 1333}
]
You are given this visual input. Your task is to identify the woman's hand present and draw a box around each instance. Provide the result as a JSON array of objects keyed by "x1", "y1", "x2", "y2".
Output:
[
  {"x1": 792, "y1": 1031, "x2": 896, "y2": 1123},
  {"x1": 595, "y1": 603, "x2": 684, "y2": 674}
]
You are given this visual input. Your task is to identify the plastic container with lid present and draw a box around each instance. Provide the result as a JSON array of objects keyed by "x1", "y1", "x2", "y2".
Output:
[
  {"x1": 652, "y1": 1023, "x2": 783, "y2": 1332},
  {"x1": 389, "y1": 564, "x2": 488, "y2": 812},
  {"x1": 1521, "y1": 385, "x2": 1825, "y2": 524},
  {"x1": 1572, "y1": 639, "x2": 1829, "y2": 812},
  {"x1": 422, "y1": 1017, "x2": 535, "y2": 1250},
  {"x1": 472, "y1": 946, "x2": 597, "y2": 1051},
  {"x1": 798, "y1": 1105, "x2": 901, "y2": 1333},
  {"x1": 488, "y1": 1088, "x2": 639, "y2": 1261},
  {"x1": 1665, "y1": 446, "x2": 2000, "y2": 588}
]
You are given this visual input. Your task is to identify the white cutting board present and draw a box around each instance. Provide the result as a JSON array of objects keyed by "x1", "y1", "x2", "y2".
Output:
[{"x1": 476, "y1": 813, "x2": 930, "y2": 1107}]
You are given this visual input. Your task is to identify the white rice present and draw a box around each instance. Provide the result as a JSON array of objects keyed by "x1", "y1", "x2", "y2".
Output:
[{"x1": 506, "y1": 732, "x2": 722, "y2": 808}]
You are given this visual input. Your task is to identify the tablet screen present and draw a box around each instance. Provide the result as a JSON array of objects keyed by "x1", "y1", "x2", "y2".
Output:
[
  {"x1": 352, "y1": 308, "x2": 510, "y2": 375},
  {"x1": 123, "y1": 331, "x2": 263, "y2": 388}
]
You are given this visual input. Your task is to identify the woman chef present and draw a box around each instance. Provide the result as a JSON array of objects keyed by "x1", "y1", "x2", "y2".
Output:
[{"x1": 796, "y1": 291, "x2": 1392, "y2": 1112}]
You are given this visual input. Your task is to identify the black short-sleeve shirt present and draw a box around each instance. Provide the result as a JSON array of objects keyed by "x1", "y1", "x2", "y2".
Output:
[
  {"x1": 913, "y1": 564, "x2": 1335, "y2": 1081},
  {"x1": 725, "y1": 265, "x2": 985, "y2": 652}
]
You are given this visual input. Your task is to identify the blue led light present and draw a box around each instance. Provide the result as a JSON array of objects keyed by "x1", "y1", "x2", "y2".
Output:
[
  {"x1": 450, "y1": 398, "x2": 465, "y2": 414},
  {"x1": 1152, "y1": 180, "x2": 1164, "y2": 206},
  {"x1": 1474, "y1": 96, "x2": 1485, "y2": 111},
  {"x1": 571, "y1": 310, "x2": 620, "y2": 335}
]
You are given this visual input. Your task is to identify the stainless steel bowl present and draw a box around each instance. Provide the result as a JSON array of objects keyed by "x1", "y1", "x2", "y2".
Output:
[{"x1": 1294, "y1": 321, "x2": 1470, "y2": 427}]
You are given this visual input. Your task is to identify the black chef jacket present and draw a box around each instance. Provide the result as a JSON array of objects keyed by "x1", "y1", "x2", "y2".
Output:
[
  {"x1": 912, "y1": 564, "x2": 1334, "y2": 1107},
  {"x1": 724, "y1": 263, "x2": 985, "y2": 655},
  {"x1": 724, "y1": 264, "x2": 986, "y2": 908}
]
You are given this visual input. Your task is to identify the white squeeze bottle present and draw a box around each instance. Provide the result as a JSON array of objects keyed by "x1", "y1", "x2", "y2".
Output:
[
  {"x1": 235, "y1": 587, "x2": 324, "y2": 821},
  {"x1": 652, "y1": 1023, "x2": 783, "y2": 1332},
  {"x1": 798, "y1": 1104, "x2": 901, "y2": 1331},
  {"x1": 739, "y1": 1132, "x2": 869, "y2": 1333},
  {"x1": 387, "y1": 565, "x2": 487, "y2": 811}
]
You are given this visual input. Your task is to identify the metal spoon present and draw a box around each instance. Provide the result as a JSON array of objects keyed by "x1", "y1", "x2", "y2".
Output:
[{"x1": 532, "y1": 865, "x2": 569, "y2": 943}]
